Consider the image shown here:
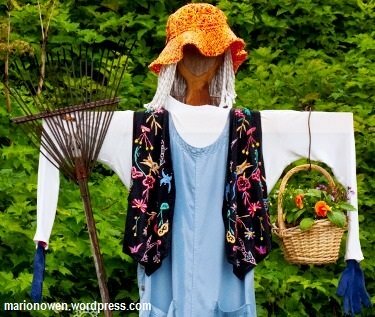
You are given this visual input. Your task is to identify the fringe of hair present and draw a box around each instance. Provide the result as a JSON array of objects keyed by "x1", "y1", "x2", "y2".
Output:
[{"x1": 145, "y1": 50, "x2": 236, "y2": 110}]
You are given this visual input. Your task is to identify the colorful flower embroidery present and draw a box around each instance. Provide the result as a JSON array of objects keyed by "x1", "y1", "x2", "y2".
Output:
[
  {"x1": 157, "y1": 223, "x2": 169, "y2": 236},
  {"x1": 242, "y1": 127, "x2": 258, "y2": 155},
  {"x1": 236, "y1": 113, "x2": 250, "y2": 138},
  {"x1": 160, "y1": 169, "x2": 173, "y2": 193},
  {"x1": 135, "y1": 125, "x2": 153, "y2": 150},
  {"x1": 251, "y1": 167, "x2": 261, "y2": 182},
  {"x1": 131, "y1": 166, "x2": 143, "y2": 178},
  {"x1": 233, "y1": 238, "x2": 257, "y2": 265},
  {"x1": 248, "y1": 201, "x2": 262, "y2": 217},
  {"x1": 124, "y1": 109, "x2": 175, "y2": 275},
  {"x1": 141, "y1": 154, "x2": 160, "y2": 175},
  {"x1": 131, "y1": 198, "x2": 147, "y2": 213},
  {"x1": 223, "y1": 109, "x2": 271, "y2": 278},
  {"x1": 255, "y1": 245, "x2": 267, "y2": 255},
  {"x1": 236, "y1": 159, "x2": 252, "y2": 175},
  {"x1": 226, "y1": 230, "x2": 236, "y2": 243},
  {"x1": 234, "y1": 109, "x2": 245, "y2": 118},
  {"x1": 146, "y1": 112, "x2": 162, "y2": 135},
  {"x1": 142, "y1": 175, "x2": 156, "y2": 189},
  {"x1": 129, "y1": 243, "x2": 143, "y2": 254},
  {"x1": 237, "y1": 174, "x2": 251, "y2": 192},
  {"x1": 142, "y1": 175, "x2": 156, "y2": 200},
  {"x1": 244, "y1": 229, "x2": 255, "y2": 240}
]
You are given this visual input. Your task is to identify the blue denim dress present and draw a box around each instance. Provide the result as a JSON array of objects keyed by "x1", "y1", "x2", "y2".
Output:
[{"x1": 137, "y1": 115, "x2": 256, "y2": 317}]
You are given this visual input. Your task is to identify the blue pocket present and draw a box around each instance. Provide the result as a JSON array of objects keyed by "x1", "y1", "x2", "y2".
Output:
[
  {"x1": 149, "y1": 304, "x2": 168, "y2": 317},
  {"x1": 149, "y1": 301, "x2": 175, "y2": 317},
  {"x1": 216, "y1": 303, "x2": 256, "y2": 317}
]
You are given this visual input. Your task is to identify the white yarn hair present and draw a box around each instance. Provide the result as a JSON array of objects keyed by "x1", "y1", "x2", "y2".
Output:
[{"x1": 144, "y1": 49, "x2": 236, "y2": 110}]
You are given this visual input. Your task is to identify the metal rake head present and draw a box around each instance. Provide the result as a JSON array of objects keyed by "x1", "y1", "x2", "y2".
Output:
[{"x1": 5, "y1": 41, "x2": 135, "y2": 182}]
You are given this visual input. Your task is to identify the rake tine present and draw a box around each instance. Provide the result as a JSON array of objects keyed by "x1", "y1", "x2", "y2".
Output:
[
  {"x1": 90, "y1": 105, "x2": 104, "y2": 163},
  {"x1": 71, "y1": 46, "x2": 80, "y2": 106},
  {"x1": 112, "y1": 41, "x2": 130, "y2": 97},
  {"x1": 78, "y1": 45, "x2": 85, "y2": 107},
  {"x1": 83, "y1": 46, "x2": 94, "y2": 165},
  {"x1": 91, "y1": 109, "x2": 113, "y2": 170},
  {"x1": 112, "y1": 39, "x2": 136, "y2": 98},
  {"x1": 15, "y1": 58, "x2": 45, "y2": 113},
  {"x1": 107, "y1": 49, "x2": 122, "y2": 101},
  {"x1": 6, "y1": 83, "x2": 34, "y2": 118},
  {"x1": 6, "y1": 82, "x2": 42, "y2": 135},
  {"x1": 85, "y1": 46, "x2": 88, "y2": 102},
  {"x1": 71, "y1": 46, "x2": 82, "y2": 106},
  {"x1": 90, "y1": 48, "x2": 111, "y2": 162},
  {"x1": 100, "y1": 46, "x2": 112, "y2": 101},
  {"x1": 62, "y1": 47, "x2": 74, "y2": 107},
  {"x1": 43, "y1": 117, "x2": 73, "y2": 171},
  {"x1": 95, "y1": 46, "x2": 106, "y2": 97},
  {"x1": 47, "y1": 50, "x2": 62, "y2": 106},
  {"x1": 39, "y1": 131, "x2": 65, "y2": 174},
  {"x1": 89, "y1": 46, "x2": 95, "y2": 103},
  {"x1": 101, "y1": 53, "x2": 115, "y2": 102},
  {"x1": 76, "y1": 46, "x2": 86, "y2": 105},
  {"x1": 44, "y1": 51, "x2": 55, "y2": 104},
  {"x1": 55, "y1": 51, "x2": 66, "y2": 108},
  {"x1": 30, "y1": 55, "x2": 52, "y2": 111}
]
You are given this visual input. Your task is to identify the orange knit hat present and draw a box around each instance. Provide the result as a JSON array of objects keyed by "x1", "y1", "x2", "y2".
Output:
[{"x1": 149, "y1": 3, "x2": 247, "y2": 74}]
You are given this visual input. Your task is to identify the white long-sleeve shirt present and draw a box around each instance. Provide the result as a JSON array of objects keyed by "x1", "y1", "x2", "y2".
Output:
[{"x1": 34, "y1": 96, "x2": 364, "y2": 261}]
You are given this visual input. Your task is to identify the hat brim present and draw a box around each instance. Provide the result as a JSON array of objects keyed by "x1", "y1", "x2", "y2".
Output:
[{"x1": 149, "y1": 27, "x2": 247, "y2": 74}]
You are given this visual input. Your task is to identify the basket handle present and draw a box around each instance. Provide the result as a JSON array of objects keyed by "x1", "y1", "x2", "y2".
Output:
[{"x1": 277, "y1": 164, "x2": 336, "y2": 230}]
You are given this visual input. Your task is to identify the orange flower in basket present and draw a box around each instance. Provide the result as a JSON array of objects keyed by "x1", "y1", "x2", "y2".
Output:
[
  {"x1": 314, "y1": 201, "x2": 331, "y2": 217},
  {"x1": 294, "y1": 194, "x2": 304, "y2": 209}
]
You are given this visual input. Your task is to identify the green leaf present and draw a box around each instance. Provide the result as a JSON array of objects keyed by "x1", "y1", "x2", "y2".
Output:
[
  {"x1": 299, "y1": 218, "x2": 315, "y2": 231},
  {"x1": 337, "y1": 202, "x2": 357, "y2": 211},
  {"x1": 293, "y1": 208, "x2": 306, "y2": 221},
  {"x1": 286, "y1": 212, "x2": 295, "y2": 224},
  {"x1": 327, "y1": 211, "x2": 347, "y2": 228},
  {"x1": 305, "y1": 189, "x2": 322, "y2": 198}
]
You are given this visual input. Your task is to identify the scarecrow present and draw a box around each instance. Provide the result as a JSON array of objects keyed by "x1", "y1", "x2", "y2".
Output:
[{"x1": 32, "y1": 3, "x2": 370, "y2": 316}]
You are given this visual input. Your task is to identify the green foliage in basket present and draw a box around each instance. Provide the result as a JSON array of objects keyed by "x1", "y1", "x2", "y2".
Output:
[{"x1": 282, "y1": 181, "x2": 356, "y2": 231}]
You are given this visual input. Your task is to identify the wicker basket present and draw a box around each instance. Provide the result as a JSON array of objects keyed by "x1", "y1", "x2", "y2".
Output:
[{"x1": 273, "y1": 164, "x2": 346, "y2": 265}]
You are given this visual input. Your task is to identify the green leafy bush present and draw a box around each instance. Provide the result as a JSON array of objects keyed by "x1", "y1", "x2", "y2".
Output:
[{"x1": 1, "y1": 0, "x2": 374, "y2": 316}]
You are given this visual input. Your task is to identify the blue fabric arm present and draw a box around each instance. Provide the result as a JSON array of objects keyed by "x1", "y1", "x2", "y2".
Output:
[
  {"x1": 337, "y1": 260, "x2": 372, "y2": 315},
  {"x1": 30, "y1": 242, "x2": 46, "y2": 303}
]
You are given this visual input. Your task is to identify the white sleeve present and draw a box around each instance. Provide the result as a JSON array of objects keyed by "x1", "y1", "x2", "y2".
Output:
[
  {"x1": 33, "y1": 130, "x2": 60, "y2": 248},
  {"x1": 97, "y1": 111, "x2": 134, "y2": 188},
  {"x1": 261, "y1": 110, "x2": 363, "y2": 261},
  {"x1": 33, "y1": 153, "x2": 60, "y2": 247}
]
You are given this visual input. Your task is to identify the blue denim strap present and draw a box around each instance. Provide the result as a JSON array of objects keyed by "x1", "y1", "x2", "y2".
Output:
[{"x1": 30, "y1": 242, "x2": 46, "y2": 302}]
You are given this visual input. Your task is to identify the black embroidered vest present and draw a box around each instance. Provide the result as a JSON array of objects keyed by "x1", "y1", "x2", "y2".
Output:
[{"x1": 123, "y1": 108, "x2": 271, "y2": 279}]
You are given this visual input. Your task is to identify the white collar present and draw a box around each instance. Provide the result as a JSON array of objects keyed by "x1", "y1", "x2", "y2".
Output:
[{"x1": 163, "y1": 95, "x2": 230, "y2": 148}]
